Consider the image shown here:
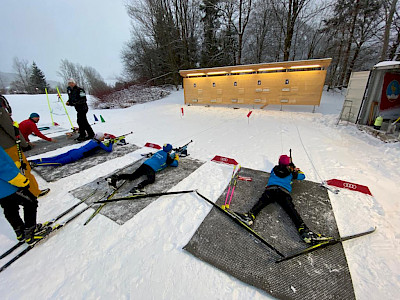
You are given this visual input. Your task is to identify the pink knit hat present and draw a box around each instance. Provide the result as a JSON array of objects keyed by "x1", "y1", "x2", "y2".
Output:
[{"x1": 279, "y1": 155, "x2": 290, "y2": 166}]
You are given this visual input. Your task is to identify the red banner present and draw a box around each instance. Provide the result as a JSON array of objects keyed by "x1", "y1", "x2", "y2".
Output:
[
  {"x1": 211, "y1": 155, "x2": 238, "y2": 166},
  {"x1": 144, "y1": 142, "x2": 162, "y2": 149},
  {"x1": 380, "y1": 73, "x2": 400, "y2": 111},
  {"x1": 247, "y1": 111, "x2": 253, "y2": 118},
  {"x1": 326, "y1": 179, "x2": 372, "y2": 196}
]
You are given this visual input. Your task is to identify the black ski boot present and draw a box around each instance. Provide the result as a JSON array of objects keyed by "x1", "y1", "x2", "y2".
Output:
[
  {"x1": 298, "y1": 224, "x2": 332, "y2": 245},
  {"x1": 24, "y1": 224, "x2": 52, "y2": 245},
  {"x1": 106, "y1": 175, "x2": 119, "y2": 189},
  {"x1": 38, "y1": 188, "x2": 50, "y2": 197},
  {"x1": 129, "y1": 186, "x2": 146, "y2": 195},
  {"x1": 14, "y1": 226, "x2": 25, "y2": 241}
]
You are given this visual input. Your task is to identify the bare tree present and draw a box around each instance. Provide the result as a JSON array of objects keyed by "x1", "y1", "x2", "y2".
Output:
[
  {"x1": 10, "y1": 57, "x2": 31, "y2": 93},
  {"x1": 381, "y1": 0, "x2": 399, "y2": 60}
]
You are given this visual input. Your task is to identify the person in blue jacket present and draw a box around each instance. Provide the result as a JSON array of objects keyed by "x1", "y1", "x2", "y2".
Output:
[
  {"x1": 29, "y1": 132, "x2": 113, "y2": 167},
  {"x1": 108, "y1": 143, "x2": 179, "y2": 194},
  {"x1": 236, "y1": 154, "x2": 330, "y2": 245},
  {"x1": 0, "y1": 146, "x2": 46, "y2": 244}
]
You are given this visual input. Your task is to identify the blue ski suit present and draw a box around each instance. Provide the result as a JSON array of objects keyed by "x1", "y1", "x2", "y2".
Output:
[{"x1": 30, "y1": 139, "x2": 113, "y2": 166}]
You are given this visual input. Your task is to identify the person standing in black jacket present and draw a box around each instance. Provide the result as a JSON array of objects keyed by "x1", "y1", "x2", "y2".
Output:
[{"x1": 66, "y1": 78, "x2": 94, "y2": 141}]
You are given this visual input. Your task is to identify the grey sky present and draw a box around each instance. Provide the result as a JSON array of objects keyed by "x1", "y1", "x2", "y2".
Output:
[{"x1": 0, "y1": 0, "x2": 131, "y2": 82}]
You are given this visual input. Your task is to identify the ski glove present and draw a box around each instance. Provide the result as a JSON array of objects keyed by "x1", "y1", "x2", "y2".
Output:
[{"x1": 8, "y1": 173, "x2": 30, "y2": 188}]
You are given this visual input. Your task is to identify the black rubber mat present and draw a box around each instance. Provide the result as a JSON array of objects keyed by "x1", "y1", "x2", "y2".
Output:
[
  {"x1": 184, "y1": 167, "x2": 355, "y2": 300},
  {"x1": 31, "y1": 144, "x2": 139, "y2": 182},
  {"x1": 70, "y1": 157, "x2": 204, "y2": 225},
  {"x1": 24, "y1": 133, "x2": 79, "y2": 157}
]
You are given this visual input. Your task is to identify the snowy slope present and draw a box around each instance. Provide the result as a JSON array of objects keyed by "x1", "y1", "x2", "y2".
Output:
[{"x1": 0, "y1": 90, "x2": 399, "y2": 300}]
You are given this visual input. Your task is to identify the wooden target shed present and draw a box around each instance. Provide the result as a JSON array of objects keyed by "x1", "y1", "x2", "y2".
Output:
[{"x1": 179, "y1": 58, "x2": 331, "y2": 108}]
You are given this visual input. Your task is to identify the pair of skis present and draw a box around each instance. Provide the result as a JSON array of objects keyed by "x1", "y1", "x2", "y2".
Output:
[
  {"x1": 195, "y1": 191, "x2": 375, "y2": 262},
  {"x1": 0, "y1": 189, "x2": 103, "y2": 273},
  {"x1": 221, "y1": 165, "x2": 241, "y2": 209}
]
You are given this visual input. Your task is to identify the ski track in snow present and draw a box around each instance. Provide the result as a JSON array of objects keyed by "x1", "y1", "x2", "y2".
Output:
[{"x1": 0, "y1": 90, "x2": 399, "y2": 299}]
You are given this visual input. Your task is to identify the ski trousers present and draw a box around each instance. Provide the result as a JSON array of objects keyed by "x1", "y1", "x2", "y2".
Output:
[
  {"x1": 118, "y1": 164, "x2": 156, "y2": 189},
  {"x1": 0, "y1": 191, "x2": 38, "y2": 231},
  {"x1": 249, "y1": 186, "x2": 305, "y2": 229},
  {"x1": 76, "y1": 109, "x2": 94, "y2": 139}
]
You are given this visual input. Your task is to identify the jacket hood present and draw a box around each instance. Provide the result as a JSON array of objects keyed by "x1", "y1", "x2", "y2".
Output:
[{"x1": 272, "y1": 165, "x2": 291, "y2": 178}]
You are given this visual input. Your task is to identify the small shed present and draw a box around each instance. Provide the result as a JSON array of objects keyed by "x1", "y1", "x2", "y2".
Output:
[
  {"x1": 179, "y1": 58, "x2": 332, "y2": 108},
  {"x1": 341, "y1": 61, "x2": 400, "y2": 126}
]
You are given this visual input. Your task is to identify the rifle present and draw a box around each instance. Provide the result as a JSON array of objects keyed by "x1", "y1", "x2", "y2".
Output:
[
  {"x1": 104, "y1": 131, "x2": 133, "y2": 146},
  {"x1": 173, "y1": 140, "x2": 193, "y2": 157}
]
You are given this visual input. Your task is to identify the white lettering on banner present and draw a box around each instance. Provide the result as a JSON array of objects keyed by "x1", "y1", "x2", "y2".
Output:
[
  {"x1": 343, "y1": 183, "x2": 357, "y2": 189},
  {"x1": 221, "y1": 158, "x2": 228, "y2": 162}
]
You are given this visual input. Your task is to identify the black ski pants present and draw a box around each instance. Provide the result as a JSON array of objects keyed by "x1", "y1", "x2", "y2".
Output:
[
  {"x1": 118, "y1": 164, "x2": 156, "y2": 189},
  {"x1": 249, "y1": 187, "x2": 305, "y2": 229},
  {"x1": 76, "y1": 108, "x2": 94, "y2": 138},
  {"x1": 0, "y1": 192, "x2": 38, "y2": 231}
]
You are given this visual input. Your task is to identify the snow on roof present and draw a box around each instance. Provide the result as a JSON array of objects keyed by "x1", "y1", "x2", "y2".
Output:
[{"x1": 374, "y1": 61, "x2": 400, "y2": 69}]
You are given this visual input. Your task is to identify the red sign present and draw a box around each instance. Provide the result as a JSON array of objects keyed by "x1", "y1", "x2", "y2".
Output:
[
  {"x1": 380, "y1": 73, "x2": 400, "y2": 111},
  {"x1": 326, "y1": 179, "x2": 372, "y2": 196},
  {"x1": 211, "y1": 155, "x2": 238, "y2": 166},
  {"x1": 144, "y1": 142, "x2": 162, "y2": 149},
  {"x1": 247, "y1": 111, "x2": 253, "y2": 118},
  {"x1": 181, "y1": 107, "x2": 184, "y2": 116}
]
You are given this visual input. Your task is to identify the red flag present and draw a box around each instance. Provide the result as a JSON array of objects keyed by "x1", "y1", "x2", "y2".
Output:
[
  {"x1": 181, "y1": 107, "x2": 184, "y2": 116},
  {"x1": 247, "y1": 111, "x2": 253, "y2": 118}
]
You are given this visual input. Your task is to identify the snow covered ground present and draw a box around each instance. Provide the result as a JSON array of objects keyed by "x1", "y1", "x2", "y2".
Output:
[{"x1": 0, "y1": 89, "x2": 399, "y2": 299}]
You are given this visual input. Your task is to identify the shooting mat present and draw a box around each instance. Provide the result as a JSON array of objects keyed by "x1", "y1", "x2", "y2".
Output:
[
  {"x1": 70, "y1": 156, "x2": 204, "y2": 225},
  {"x1": 24, "y1": 133, "x2": 79, "y2": 157},
  {"x1": 31, "y1": 143, "x2": 139, "y2": 182},
  {"x1": 185, "y1": 167, "x2": 355, "y2": 300}
]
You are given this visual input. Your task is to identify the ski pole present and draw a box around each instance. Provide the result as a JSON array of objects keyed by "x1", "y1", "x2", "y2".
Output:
[
  {"x1": 222, "y1": 165, "x2": 237, "y2": 209},
  {"x1": 56, "y1": 87, "x2": 74, "y2": 131},
  {"x1": 227, "y1": 165, "x2": 241, "y2": 208},
  {"x1": 94, "y1": 190, "x2": 195, "y2": 204},
  {"x1": 45, "y1": 88, "x2": 55, "y2": 126}
]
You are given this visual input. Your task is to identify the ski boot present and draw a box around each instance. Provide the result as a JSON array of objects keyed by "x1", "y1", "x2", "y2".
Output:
[
  {"x1": 298, "y1": 224, "x2": 332, "y2": 245},
  {"x1": 38, "y1": 188, "x2": 51, "y2": 198},
  {"x1": 24, "y1": 224, "x2": 52, "y2": 245},
  {"x1": 106, "y1": 175, "x2": 119, "y2": 189},
  {"x1": 129, "y1": 186, "x2": 146, "y2": 195},
  {"x1": 234, "y1": 212, "x2": 255, "y2": 226},
  {"x1": 14, "y1": 226, "x2": 25, "y2": 241}
]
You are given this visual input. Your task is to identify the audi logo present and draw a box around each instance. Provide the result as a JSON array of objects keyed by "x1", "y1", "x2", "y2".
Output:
[{"x1": 343, "y1": 183, "x2": 357, "y2": 189}]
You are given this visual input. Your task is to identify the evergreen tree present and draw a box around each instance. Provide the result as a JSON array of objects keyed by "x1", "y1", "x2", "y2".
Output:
[{"x1": 29, "y1": 62, "x2": 49, "y2": 93}]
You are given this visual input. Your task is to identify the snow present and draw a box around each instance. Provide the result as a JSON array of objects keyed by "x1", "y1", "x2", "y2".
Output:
[
  {"x1": 374, "y1": 61, "x2": 400, "y2": 68},
  {"x1": 1, "y1": 89, "x2": 399, "y2": 300}
]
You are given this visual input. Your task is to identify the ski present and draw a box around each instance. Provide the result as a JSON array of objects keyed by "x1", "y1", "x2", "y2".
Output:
[
  {"x1": 195, "y1": 191, "x2": 284, "y2": 258},
  {"x1": 83, "y1": 180, "x2": 128, "y2": 225},
  {"x1": 0, "y1": 188, "x2": 99, "y2": 261},
  {"x1": 0, "y1": 203, "x2": 95, "y2": 273},
  {"x1": 276, "y1": 227, "x2": 376, "y2": 263},
  {"x1": 93, "y1": 190, "x2": 196, "y2": 204}
]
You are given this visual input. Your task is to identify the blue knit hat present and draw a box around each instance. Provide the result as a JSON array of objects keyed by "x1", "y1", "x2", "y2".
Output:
[
  {"x1": 163, "y1": 143, "x2": 173, "y2": 152},
  {"x1": 30, "y1": 113, "x2": 40, "y2": 119}
]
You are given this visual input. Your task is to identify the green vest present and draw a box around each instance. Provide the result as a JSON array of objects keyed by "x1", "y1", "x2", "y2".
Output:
[{"x1": 374, "y1": 116, "x2": 383, "y2": 126}]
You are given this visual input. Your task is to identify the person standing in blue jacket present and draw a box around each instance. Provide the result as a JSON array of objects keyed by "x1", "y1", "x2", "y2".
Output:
[
  {"x1": 0, "y1": 146, "x2": 46, "y2": 244},
  {"x1": 236, "y1": 154, "x2": 330, "y2": 245},
  {"x1": 29, "y1": 132, "x2": 113, "y2": 167},
  {"x1": 108, "y1": 143, "x2": 179, "y2": 194}
]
